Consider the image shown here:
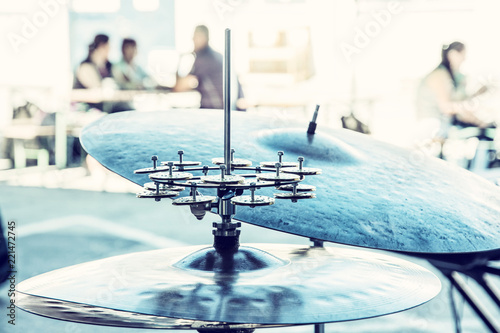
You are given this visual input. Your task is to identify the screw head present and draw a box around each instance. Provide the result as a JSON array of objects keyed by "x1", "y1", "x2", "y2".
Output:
[
  {"x1": 277, "y1": 151, "x2": 284, "y2": 156},
  {"x1": 275, "y1": 162, "x2": 281, "y2": 168},
  {"x1": 167, "y1": 162, "x2": 174, "y2": 167},
  {"x1": 151, "y1": 155, "x2": 158, "y2": 161},
  {"x1": 250, "y1": 182, "x2": 256, "y2": 186},
  {"x1": 178, "y1": 150, "x2": 184, "y2": 155},
  {"x1": 220, "y1": 164, "x2": 226, "y2": 170},
  {"x1": 298, "y1": 156, "x2": 304, "y2": 162}
]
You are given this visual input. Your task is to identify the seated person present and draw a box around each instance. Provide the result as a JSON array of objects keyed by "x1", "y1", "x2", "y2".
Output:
[
  {"x1": 416, "y1": 41, "x2": 492, "y2": 141},
  {"x1": 174, "y1": 25, "x2": 246, "y2": 110},
  {"x1": 74, "y1": 34, "x2": 113, "y2": 92},
  {"x1": 73, "y1": 34, "x2": 130, "y2": 113},
  {"x1": 112, "y1": 38, "x2": 155, "y2": 90}
]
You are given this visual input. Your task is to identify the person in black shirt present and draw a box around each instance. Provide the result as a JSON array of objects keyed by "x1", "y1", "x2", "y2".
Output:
[
  {"x1": 73, "y1": 34, "x2": 131, "y2": 113},
  {"x1": 73, "y1": 34, "x2": 113, "y2": 91}
]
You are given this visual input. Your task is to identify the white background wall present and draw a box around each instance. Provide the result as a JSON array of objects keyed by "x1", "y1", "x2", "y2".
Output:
[{"x1": 1, "y1": 0, "x2": 500, "y2": 145}]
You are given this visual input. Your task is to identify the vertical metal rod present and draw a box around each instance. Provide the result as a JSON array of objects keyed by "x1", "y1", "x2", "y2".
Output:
[
  {"x1": 312, "y1": 105, "x2": 320, "y2": 122},
  {"x1": 314, "y1": 323, "x2": 325, "y2": 333},
  {"x1": 224, "y1": 28, "x2": 231, "y2": 175}
]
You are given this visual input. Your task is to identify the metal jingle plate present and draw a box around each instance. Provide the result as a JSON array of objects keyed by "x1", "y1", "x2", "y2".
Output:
[
  {"x1": 231, "y1": 195, "x2": 275, "y2": 206},
  {"x1": 274, "y1": 192, "x2": 316, "y2": 200},
  {"x1": 143, "y1": 182, "x2": 185, "y2": 192},
  {"x1": 277, "y1": 184, "x2": 316, "y2": 192},
  {"x1": 161, "y1": 161, "x2": 202, "y2": 167},
  {"x1": 257, "y1": 174, "x2": 300, "y2": 182},
  {"x1": 172, "y1": 196, "x2": 217, "y2": 205},
  {"x1": 149, "y1": 172, "x2": 193, "y2": 181},
  {"x1": 212, "y1": 157, "x2": 252, "y2": 167},
  {"x1": 260, "y1": 161, "x2": 298, "y2": 168},
  {"x1": 136, "y1": 190, "x2": 180, "y2": 198},
  {"x1": 201, "y1": 175, "x2": 245, "y2": 184},
  {"x1": 282, "y1": 167, "x2": 322, "y2": 175},
  {"x1": 241, "y1": 180, "x2": 276, "y2": 188},
  {"x1": 134, "y1": 166, "x2": 172, "y2": 174}
]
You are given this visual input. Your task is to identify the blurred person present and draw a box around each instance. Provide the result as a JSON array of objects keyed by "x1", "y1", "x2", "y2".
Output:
[
  {"x1": 113, "y1": 38, "x2": 155, "y2": 90},
  {"x1": 74, "y1": 34, "x2": 113, "y2": 91},
  {"x1": 73, "y1": 34, "x2": 131, "y2": 113},
  {"x1": 174, "y1": 25, "x2": 246, "y2": 110},
  {"x1": 416, "y1": 41, "x2": 491, "y2": 141}
]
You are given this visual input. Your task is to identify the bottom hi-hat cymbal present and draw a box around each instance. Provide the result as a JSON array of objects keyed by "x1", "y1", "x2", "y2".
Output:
[
  {"x1": 17, "y1": 293, "x2": 285, "y2": 330},
  {"x1": 17, "y1": 244, "x2": 440, "y2": 326}
]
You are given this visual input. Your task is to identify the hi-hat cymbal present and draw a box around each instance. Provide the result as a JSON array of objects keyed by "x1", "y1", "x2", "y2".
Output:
[
  {"x1": 17, "y1": 244, "x2": 440, "y2": 325},
  {"x1": 80, "y1": 109, "x2": 500, "y2": 254},
  {"x1": 17, "y1": 293, "x2": 285, "y2": 330}
]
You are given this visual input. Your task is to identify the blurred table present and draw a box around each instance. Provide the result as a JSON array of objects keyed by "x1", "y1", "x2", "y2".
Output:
[{"x1": 71, "y1": 89, "x2": 201, "y2": 111}]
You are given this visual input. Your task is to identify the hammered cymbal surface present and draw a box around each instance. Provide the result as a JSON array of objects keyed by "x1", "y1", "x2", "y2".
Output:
[{"x1": 80, "y1": 109, "x2": 500, "y2": 254}]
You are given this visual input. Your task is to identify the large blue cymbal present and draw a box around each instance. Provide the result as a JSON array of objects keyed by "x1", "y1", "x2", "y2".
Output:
[
  {"x1": 17, "y1": 244, "x2": 441, "y2": 325},
  {"x1": 80, "y1": 109, "x2": 500, "y2": 254}
]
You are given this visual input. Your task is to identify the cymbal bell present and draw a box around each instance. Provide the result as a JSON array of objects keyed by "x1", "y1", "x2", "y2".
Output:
[
  {"x1": 17, "y1": 244, "x2": 441, "y2": 326},
  {"x1": 80, "y1": 109, "x2": 500, "y2": 254}
]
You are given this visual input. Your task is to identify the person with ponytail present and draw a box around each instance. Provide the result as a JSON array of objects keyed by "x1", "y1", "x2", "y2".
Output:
[
  {"x1": 74, "y1": 34, "x2": 113, "y2": 90},
  {"x1": 73, "y1": 34, "x2": 131, "y2": 113},
  {"x1": 416, "y1": 41, "x2": 490, "y2": 140}
]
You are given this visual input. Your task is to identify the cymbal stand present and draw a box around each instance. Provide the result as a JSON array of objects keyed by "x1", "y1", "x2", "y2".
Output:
[
  {"x1": 429, "y1": 258, "x2": 500, "y2": 333},
  {"x1": 311, "y1": 238, "x2": 325, "y2": 333},
  {"x1": 133, "y1": 29, "x2": 322, "y2": 332}
]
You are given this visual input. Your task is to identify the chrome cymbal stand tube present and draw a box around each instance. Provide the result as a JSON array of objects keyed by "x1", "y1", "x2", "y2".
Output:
[
  {"x1": 224, "y1": 28, "x2": 231, "y2": 176},
  {"x1": 214, "y1": 28, "x2": 239, "y2": 256},
  {"x1": 311, "y1": 237, "x2": 325, "y2": 333},
  {"x1": 133, "y1": 29, "x2": 321, "y2": 332}
]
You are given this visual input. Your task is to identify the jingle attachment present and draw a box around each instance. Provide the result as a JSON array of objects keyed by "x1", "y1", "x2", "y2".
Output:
[
  {"x1": 149, "y1": 162, "x2": 193, "y2": 181},
  {"x1": 212, "y1": 149, "x2": 252, "y2": 167},
  {"x1": 274, "y1": 192, "x2": 316, "y2": 200},
  {"x1": 201, "y1": 164, "x2": 245, "y2": 184},
  {"x1": 161, "y1": 150, "x2": 202, "y2": 167},
  {"x1": 260, "y1": 151, "x2": 298, "y2": 168},
  {"x1": 143, "y1": 182, "x2": 185, "y2": 192},
  {"x1": 282, "y1": 156, "x2": 322, "y2": 175},
  {"x1": 136, "y1": 190, "x2": 180, "y2": 199},
  {"x1": 275, "y1": 181, "x2": 316, "y2": 202},
  {"x1": 231, "y1": 182, "x2": 275, "y2": 207},
  {"x1": 212, "y1": 157, "x2": 252, "y2": 167},
  {"x1": 172, "y1": 183, "x2": 216, "y2": 206},
  {"x1": 202, "y1": 165, "x2": 210, "y2": 176},
  {"x1": 277, "y1": 184, "x2": 316, "y2": 192},
  {"x1": 137, "y1": 182, "x2": 179, "y2": 202},
  {"x1": 257, "y1": 163, "x2": 300, "y2": 182},
  {"x1": 134, "y1": 155, "x2": 171, "y2": 174}
]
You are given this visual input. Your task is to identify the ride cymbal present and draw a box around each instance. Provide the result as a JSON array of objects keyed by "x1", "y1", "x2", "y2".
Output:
[{"x1": 80, "y1": 109, "x2": 500, "y2": 254}]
